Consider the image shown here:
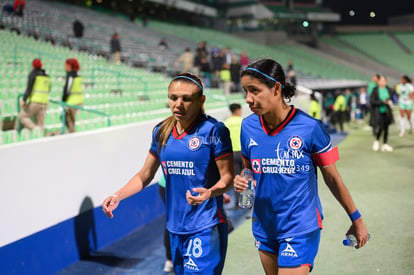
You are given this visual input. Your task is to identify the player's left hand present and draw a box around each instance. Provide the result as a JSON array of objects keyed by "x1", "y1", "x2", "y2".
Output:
[
  {"x1": 223, "y1": 193, "x2": 232, "y2": 204},
  {"x1": 346, "y1": 218, "x2": 369, "y2": 249},
  {"x1": 186, "y1": 188, "x2": 211, "y2": 206}
]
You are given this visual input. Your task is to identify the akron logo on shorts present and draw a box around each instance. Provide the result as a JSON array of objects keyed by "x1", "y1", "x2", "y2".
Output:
[
  {"x1": 288, "y1": 136, "x2": 304, "y2": 150},
  {"x1": 188, "y1": 137, "x2": 201, "y2": 151}
]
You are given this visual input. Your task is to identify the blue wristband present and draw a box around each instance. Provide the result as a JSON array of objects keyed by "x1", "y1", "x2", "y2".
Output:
[{"x1": 349, "y1": 209, "x2": 361, "y2": 222}]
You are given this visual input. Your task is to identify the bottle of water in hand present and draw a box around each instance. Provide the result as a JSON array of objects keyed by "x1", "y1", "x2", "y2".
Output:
[
  {"x1": 238, "y1": 169, "x2": 255, "y2": 208},
  {"x1": 343, "y1": 234, "x2": 371, "y2": 247}
]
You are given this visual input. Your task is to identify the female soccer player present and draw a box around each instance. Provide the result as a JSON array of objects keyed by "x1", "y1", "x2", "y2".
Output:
[
  {"x1": 234, "y1": 59, "x2": 369, "y2": 275},
  {"x1": 102, "y1": 73, "x2": 234, "y2": 275},
  {"x1": 396, "y1": 75, "x2": 413, "y2": 137}
]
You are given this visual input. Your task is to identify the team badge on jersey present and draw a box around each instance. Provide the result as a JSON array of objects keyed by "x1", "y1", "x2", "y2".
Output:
[
  {"x1": 288, "y1": 136, "x2": 304, "y2": 150},
  {"x1": 188, "y1": 137, "x2": 201, "y2": 151},
  {"x1": 251, "y1": 159, "x2": 261, "y2": 173}
]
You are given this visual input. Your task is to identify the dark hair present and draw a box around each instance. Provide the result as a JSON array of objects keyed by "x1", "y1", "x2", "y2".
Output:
[
  {"x1": 241, "y1": 58, "x2": 295, "y2": 101},
  {"x1": 402, "y1": 75, "x2": 412, "y2": 83},
  {"x1": 310, "y1": 93, "x2": 317, "y2": 101},
  {"x1": 169, "y1": 72, "x2": 203, "y2": 94},
  {"x1": 229, "y1": 103, "x2": 241, "y2": 113}
]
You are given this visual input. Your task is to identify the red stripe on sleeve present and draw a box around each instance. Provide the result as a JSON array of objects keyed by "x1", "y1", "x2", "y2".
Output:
[
  {"x1": 148, "y1": 150, "x2": 159, "y2": 159},
  {"x1": 312, "y1": 146, "x2": 339, "y2": 167},
  {"x1": 215, "y1": 152, "x2": 232, "y2": 161},
  {"x1": 316, "y1": 208, "x2": 323, "y2": 229}
]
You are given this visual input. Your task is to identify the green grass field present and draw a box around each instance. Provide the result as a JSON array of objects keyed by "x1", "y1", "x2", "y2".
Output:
[{"x1": 224, "y1": 124, "x2": 414, "y2": 275}]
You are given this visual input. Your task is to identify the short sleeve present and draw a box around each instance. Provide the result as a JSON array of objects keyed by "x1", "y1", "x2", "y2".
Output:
[
  {"x1": 311, "y1": 120, "x2": 339, "y2": 166},
  {"x1": 149, "y1": 125, "x2": 160, "y2": 159},
  {"x1": 212, "y1": 122, "x2": 233, "y2": 160}
]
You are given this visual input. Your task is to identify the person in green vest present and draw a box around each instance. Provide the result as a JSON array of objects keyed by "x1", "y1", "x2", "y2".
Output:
[
  {"x1": 370, "y1": 75, "x2": 394, "y2": 152},
  {"x1": 332, "y1": 91, "x2": 346, "y2": 133},
  {"x1": 62, "y1": 58, "x2": 83, "y2": 133},
  {"x1": 367, "y1": 74, "x2": 379, "y2": 96},
  {"x1": 224, "y1": 103, "x2": 243, "y2": 208},
  {"x1": 220, "y1": 63, "x2": 232, "y2": 96},
  {"x1": 309, "y1": 93, "x2": 321, "y2": 120},
  {"x1": 18, "y1": 58, "x2": 51, "y2": 130}
]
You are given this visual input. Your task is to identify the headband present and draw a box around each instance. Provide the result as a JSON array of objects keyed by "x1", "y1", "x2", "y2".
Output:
[
  {"x1": 245, "y1": 67, "x2": 285, "y2": 88},
  {"x1": 173, "y1": 75, "x2": 203, "y2": 91}
]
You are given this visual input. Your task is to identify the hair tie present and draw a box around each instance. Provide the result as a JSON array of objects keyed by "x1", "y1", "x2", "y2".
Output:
[
  {"x1": 173, "y1": 75, "x2": 203, "y2": 91},
  {"x1": 245, "y1": 67, "x2": 285, "y2": 88}
]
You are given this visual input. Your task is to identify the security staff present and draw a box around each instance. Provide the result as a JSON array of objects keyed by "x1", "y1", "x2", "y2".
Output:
[
  {"x1": 62, "y1": 58, "x2": 83, "y2": 133},
  {"x1": 309, "y1": 93, "x2": 321, "y2": 120},
  {"x1": 18, "y1": 59, "x2": 51, "y2": 130}
]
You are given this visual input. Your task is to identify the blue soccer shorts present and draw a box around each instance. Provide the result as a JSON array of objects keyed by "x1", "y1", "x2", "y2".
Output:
[
  {"x1": 255, "y1": 229, "x2": 321, "y2": 271},
  {"x1": 170, "y1": 223, "x2": 228, "y2": 275}
]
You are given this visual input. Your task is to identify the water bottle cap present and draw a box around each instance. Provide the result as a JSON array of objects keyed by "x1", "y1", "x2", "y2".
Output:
[
  {"x1": 343, "y1": 239, "x2": 351, "y2": 246},
  {"x1": 243, "y1": 169, "x2": 252, "y2": 176}
]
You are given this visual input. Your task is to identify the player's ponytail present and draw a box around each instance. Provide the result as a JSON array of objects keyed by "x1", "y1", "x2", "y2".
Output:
[
  {"x1": 156, "y1": 115, "x2": 176, "y2": 152},
  {"x1": 241, "y1": 58, "x2": 296, "y2": 101}
]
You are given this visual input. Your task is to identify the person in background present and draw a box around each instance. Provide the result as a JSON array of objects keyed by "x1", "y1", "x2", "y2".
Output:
[
  {"x1": 159, "y1": 38, "x2": 169, "y2": 50},
  {"x1": 73, "y1": 19, "x2": 84, "y2": 38},
  {"x1": 220, "y1": 64, "x2": 232, "y2": 96},
  {"x1": 110, "y1": 33, "x2": 122, "y2": 64},
  {"x1": 158, "y1": 174, "x2": 173, "y2": 273},
  {"x1": 13, "y1": 0, "x2": 25, "y2": 16},
  {"x1": 224, "y1": 47, "x2": 232, "y2": 65},
  {"x1": 230, "y1": 56, "x2": 241, "y2": 93},
  {"x1": 332, "y1": 91, "x2": 346, "y2": 133},
  {"x1": 200, "y1": 57, "x2": 212, "y2": 88},
  {"x1": 62, "y1": 58, "x2": 83, "y2": 133},
  {"x1": 224, "y1": 103, "x2": 243, "y2": 208},
  {"x1": 359, "y1": 87, "x2": 369, "y2": 120},
  {"x1": 102, "y1": 73, "x2": 234, "y2": 275},
  {"x1": 396, "y1": 75, "x2": 413, "y2": 137},
  {"x1": 309, "y1": 93, "x2": 321, "y2": 120},
  {"x1": 240, "y1": 50, "x2": 249, "y2": 68},
  {"x1": 18, "y1": 59, "x2": 51, "y2": 130},
  {"x1": 174, "y1": 48, "x2": 194, "y2": 74},
  {"x1": 344, "y1": 89, "x2": 352, "y2": 122},
  {"x1": 370, "y1": 75, "x2": 394, "y2": 152},
  {"x1": 234, "y1": 58, "x2": 368, "y2": 275},
  {"x1": 367, "y1": 74, "x2": 379, "y2": 96}
]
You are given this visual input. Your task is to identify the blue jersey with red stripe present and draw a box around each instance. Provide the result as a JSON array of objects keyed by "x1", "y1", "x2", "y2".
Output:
[
  {"x1": 150, "y1": 114, "x2": 232, "y2": 234},
  {"x1": 241, "y1": 107, "x2": 339, "y2": 240}
]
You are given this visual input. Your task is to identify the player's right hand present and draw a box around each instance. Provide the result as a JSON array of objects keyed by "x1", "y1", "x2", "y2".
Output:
[
  {"x1": 102, "y1": 194, "x2": 120, "y2": 219},
  {"x1": 233, "y1": 175, "x2": 248, "y2": 193}
]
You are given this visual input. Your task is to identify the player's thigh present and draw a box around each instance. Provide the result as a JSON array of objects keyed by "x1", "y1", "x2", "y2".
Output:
[
  {"x1": 259, "y1": 249, "x2": 279, "y2": 275},
  {"x1": 278, "y1": 265, "x2": 310, "y2": 275}
]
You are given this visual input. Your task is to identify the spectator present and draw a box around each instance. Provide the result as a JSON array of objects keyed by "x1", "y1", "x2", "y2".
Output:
[
  {"x1": 13, "y1": 0, "x2": 25, "y2": 16},
  {"x1": 196, "y1": 41, "x2": 208, "y2": 59},
  {"x1": 18, "y1": 59, "x2": 50, "y2": 130},
  {"x1": 344, "y1": 89, "x2": 352, "y2": 122},
  {"x1": 332, "y1": 91, "x2": 346, "y2": 133},
  {"x1": 309, "y1": 93, "x2": 321, "y2": 120},
  {"x1": 110, "y1": 33, "x2": 122, "y2": 64},
  {"x1": 212, "y1": 49, "x2": 225, "y2": 77},
  {"x1": 174, "y1": 48, "x2": 194, "y2": 74},
  {"x1": 142, "y1": 14, "x2": 148, "y2": 27},
  {"x1": 193, "y1": 51, "x2": 203, "y2": 75},
  {"x1": 370, "y1": 75, "x2": 394, "y2": 152},
  {"x1": 200, "y1": 57, "x2": 212, "y2": 88},
  {"x1": 358, "y1": 87, "x2": 369, "y2": 119},
  {"x1": 220, "y1": 64, "x2": 231, "y2": 95},
  {"x1": 396, "y1": 75, "x2": 413, "y2": 137},
  {"x1": 287, "y1": 69, "x2": 297, "y2": 86},
  {"x1": 367, "y1": 74, "x2": 379, "y2": 96},
  {"x1": 224, "y1": 47, "x2": 232, "y2": 65},
  {"x1": 158, "y1": 38, "x2": 168, "y2": 50},
  {"x1": 73, "y1": 19, "x2": 84, "y2": 38},
  {"x1": 62, "y1": 58, "x2": 83, "y2": 133},
  {"x1": 2, "y1": 3, "x2": 14, "y2": 14},
  {"x1": 230, "y1": 56, "x2": 241, "y2": 93},
  {"x1": 240, "y1": 50, "x2": 249, "y2": 67},
  {"x1": 286, "y1": 59, "x2": 294, "y2": 72}
]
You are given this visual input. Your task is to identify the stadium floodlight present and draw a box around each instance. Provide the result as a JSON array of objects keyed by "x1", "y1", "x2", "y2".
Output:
[
  {"x1": 302, "y1": 21, "x2": 309, "y2": 28},
  {"x1": 369, "y1": 11, "x2": 376, "y2": 18},
  {"x1": 349, "y1": 10, "x2": 355, "y2": 16}
]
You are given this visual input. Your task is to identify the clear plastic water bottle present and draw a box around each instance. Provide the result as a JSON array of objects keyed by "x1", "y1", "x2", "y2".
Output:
[
  {"x1": 343, "y1": 234, "x2": 371, "y2": 247},
  {"x1": 238, "y1": 169, "x2": 255, "y2": 208}
]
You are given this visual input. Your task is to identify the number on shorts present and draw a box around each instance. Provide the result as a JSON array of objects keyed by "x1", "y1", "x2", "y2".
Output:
[{"x1": 184, "y1": 237, "x2": 203, "y2": 258}]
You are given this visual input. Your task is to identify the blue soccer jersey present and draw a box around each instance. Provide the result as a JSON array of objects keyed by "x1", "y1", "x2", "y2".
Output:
[
  {"x1": 150, "y1": 113, "x2": 232, "y2": 235},
  {"x1": 241, "y1": 107, "x2": 339, "y2": 240}
]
